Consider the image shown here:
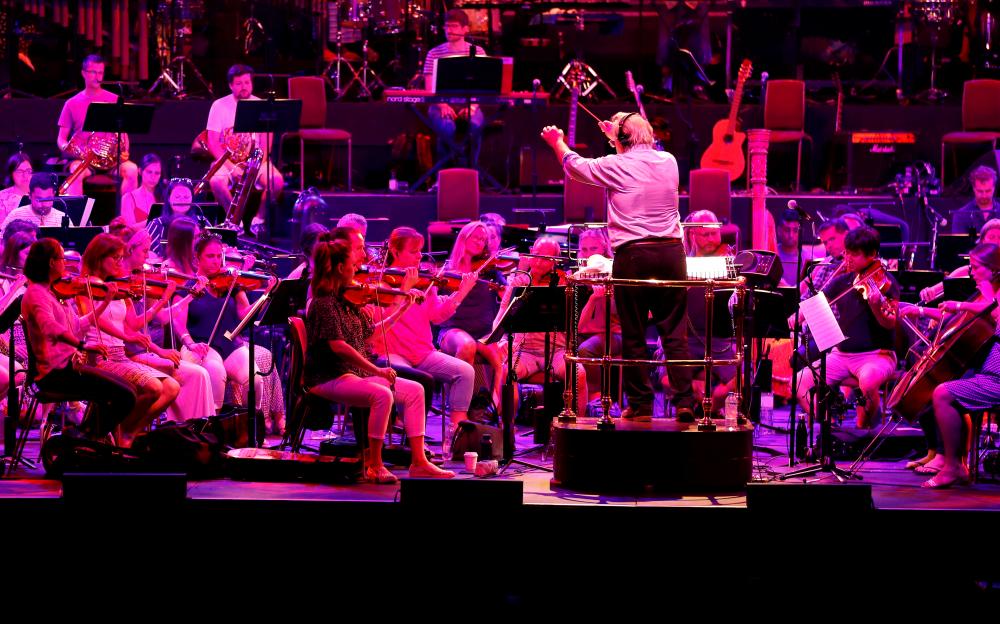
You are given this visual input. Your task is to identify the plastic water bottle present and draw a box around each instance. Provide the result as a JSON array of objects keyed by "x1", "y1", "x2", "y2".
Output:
[
  {"x1": 388, "y1": 170, "x2": 399, "y2": 192},
  {"x1": 760, "y1": 390, "x2": 773, "y2": 427},
  {"x1": 724, "y1": 393, "x2": 739, "y2": 427}
]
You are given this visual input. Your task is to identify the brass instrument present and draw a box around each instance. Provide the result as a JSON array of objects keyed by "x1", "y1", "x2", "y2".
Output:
[
  {"x1": 193, "y1": 128, "x2": 255, "y2": 196},
  {"x1": 225, "y1": 146, "x2": 262, "y2": 226},
  {"x1": 59, "y1": 132, "x2": 130, "y2": 195}
]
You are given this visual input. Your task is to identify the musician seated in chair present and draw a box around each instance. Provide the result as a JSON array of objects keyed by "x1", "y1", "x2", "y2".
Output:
[
  {"x1": 899, "y1": 243, "x2": 1000, "y2": 488},
  {"x1": 791, "y1": 226, "x2": 900, "y2": 429},
  {"x1": 950, "y1": 166, "x2": 1000, "y2": 235},
  {"x1": 776, "y1": 210, "x2": 823, "y2": 288},
  {"x1": 205, "y1": 64, "x2": 284, "y2": 238},
  {"x1": 56, "y1": 55, "x2": 138, "y2": 198},
  {"x1": 0, "y1": 174, "x2": 69, "y2": 231},
  {"x1": 422, "y1": 9, "x2": 486, "y2": 168}
]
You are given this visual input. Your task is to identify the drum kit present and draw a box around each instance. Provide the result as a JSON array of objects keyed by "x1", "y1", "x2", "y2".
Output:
[{"x1": 325, "y1": 0, "x2": 434, "y2": 99}]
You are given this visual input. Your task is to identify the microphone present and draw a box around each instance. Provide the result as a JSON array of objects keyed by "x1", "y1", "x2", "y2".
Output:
[
  {"x1": 787, "y1": 199, "x2": 813, "y2": 222},
  {"x1": 532, "y1": 78, "x2": 541, "y2": 94}
]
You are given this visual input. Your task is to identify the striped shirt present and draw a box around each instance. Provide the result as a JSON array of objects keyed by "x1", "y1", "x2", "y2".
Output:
[{"x1": 422, "y1": 41, "x2": 487, "y2": 87}]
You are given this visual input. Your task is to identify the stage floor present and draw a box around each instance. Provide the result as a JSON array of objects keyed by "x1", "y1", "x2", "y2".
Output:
[{"x1": 3, "y1": 408, "x2": 999, "y2": 513}]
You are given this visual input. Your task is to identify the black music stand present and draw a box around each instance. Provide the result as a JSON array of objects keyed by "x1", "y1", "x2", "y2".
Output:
[
  {"x1": 82, "y1": 102, "x2": 155, "y2": 213},
  {"x1": 1, "y1": 294, "x2": 22, "y2": 473},
  {"x1": 39, "y1": 227, "x2": 104, "y2": 254},
  {"x1": 486, "y1": 284, "x2": 565, "y2": 473},
  {"x1": 233, "y1": 98, "x2": 302, "y2": 233},
  {"x1": 223, "y1": 277, "x2": 291, "y2": 449}
]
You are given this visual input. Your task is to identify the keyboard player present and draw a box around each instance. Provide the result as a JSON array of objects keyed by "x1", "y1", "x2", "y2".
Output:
[{"x1": 422, "y1": 9, "x2": 487, "y2": 167}]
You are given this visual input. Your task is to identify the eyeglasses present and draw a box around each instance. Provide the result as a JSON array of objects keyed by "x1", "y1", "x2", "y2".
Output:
[
  {"x1": 13, "y1": 167, "x2": 32, "y2": 175},
  {"x1": 110, "y1": 254, "x2": 125, "y2": 262}
]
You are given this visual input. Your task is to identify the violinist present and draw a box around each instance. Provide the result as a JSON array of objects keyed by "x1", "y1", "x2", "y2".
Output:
[
  {"x1": 792, "y1": 227, "x2": 900, "y2": 429},
  {"x1": 119, "y1": 227, "x2": 215, "y2": 423},
  {"x1": 480, "y1": 212, "x2": 506, "y2": 255},
  {"x1": 77, "y1": 234, "x2": 180, "y2": 446},
  {"x1": 494, "y1": 237, "x2": 587, "y2": 417},
  {"x1": 20, "y1": 238, "x2": 136, "y2": 440},
  {"x1": 372, "y1": 227, "x2": 478, "y2": 451},
  {"x1": 119, "y1": 154, "x2": 162, "y2": 228},
  {"x1": 307, "y1": 239, "x2": 453, "y2": 482},
  {"x1": 286, "y1": 223, "x2": 329, "y2": 281},
  {"x1": 438, "y1": 221, "x2": 507, "y2": 407},
  {"x1": 171, "y1": 231, "x2": 286, "y2": 434},
  {"x1": 898, "y1": 243, "x2": 1000, "y2": 487},
  {"x1": 575, "y1": 228, "x2": 622, "y2": 411}
]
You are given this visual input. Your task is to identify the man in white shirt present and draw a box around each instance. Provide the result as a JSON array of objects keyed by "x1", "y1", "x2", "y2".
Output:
[
  {"x1": 55, "y1": 55, "x2": 138, "y2": 197},
  {"x1": 0, "y1": 174, "x2": 69, "y2": 231},
  {"x1": 206, "y1": 64, "x2": 285, "y2": 236}
]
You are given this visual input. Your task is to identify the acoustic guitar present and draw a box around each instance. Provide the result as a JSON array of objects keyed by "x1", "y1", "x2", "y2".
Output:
[{"x1": 699, "y1": 59, "x2": 753, "y2": 180}]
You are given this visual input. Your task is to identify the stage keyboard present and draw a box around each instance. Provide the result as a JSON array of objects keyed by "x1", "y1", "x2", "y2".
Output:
[{"x1": 382, "y1": 90, "x2": 549, "y2": 106}]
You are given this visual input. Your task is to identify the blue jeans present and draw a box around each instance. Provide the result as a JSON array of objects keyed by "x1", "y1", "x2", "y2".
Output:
[{"x1": 428, "y1": 104, "x2": 485, "y2": 168}]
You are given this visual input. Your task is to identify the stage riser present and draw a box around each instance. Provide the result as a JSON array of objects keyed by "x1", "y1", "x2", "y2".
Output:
[{"x1": 551, "y1": 420, "x2": 754, "y2": 493}]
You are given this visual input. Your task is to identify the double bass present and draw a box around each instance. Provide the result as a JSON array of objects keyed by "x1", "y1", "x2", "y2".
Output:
[{"x1": 887, "y1": 296, "x2": 997, "y2": 421}]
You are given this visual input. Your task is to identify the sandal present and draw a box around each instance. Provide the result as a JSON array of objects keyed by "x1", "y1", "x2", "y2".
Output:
[
  {"x1": 409, "y1": 462, "x2": 456, "y2": 479},
  {"x1": 921, "y1": 467, "x2": 970, "y2": 489},
  {"x1": 363, "y1": 464, "x2": 399, "y2": 485}
]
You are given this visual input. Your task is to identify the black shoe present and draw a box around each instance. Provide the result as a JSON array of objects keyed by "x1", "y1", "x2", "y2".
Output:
[
  {"x1": 676, "y1": 407, "x2": 696, "y2": 423},
  {"x1": 621, "y1": 406, "x2": 653, "y2": 422}
]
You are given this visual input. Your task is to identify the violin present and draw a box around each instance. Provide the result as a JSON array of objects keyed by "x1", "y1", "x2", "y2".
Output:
[
  {"x1": 129, "y1": 270, "x2": 199, "y2": 299},
  {"x1": 342, "y1": 282, "x2": 423, "y2": 307},
  {"x1": 204, "y1": 268, "x2": 271, "y2": 292},
  {"x1": 470, "y1": 253, "x2": 519, "y2": 274},
  {"x1": 52, "y1": 275, "x2": 133, "y2": 301},
  {"x1": 356, "y1": 265, "x2": 501, "y2": 294}
]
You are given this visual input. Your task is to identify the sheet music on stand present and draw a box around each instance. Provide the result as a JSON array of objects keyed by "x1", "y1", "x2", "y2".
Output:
[{"x1": 799, "y1": 292, "x2": 846, "y2": 353}]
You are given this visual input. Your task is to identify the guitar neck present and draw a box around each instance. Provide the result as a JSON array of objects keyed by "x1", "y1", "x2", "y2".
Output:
[{"x1": 725, "y1": 80, "x2": 746, "y2": 136}]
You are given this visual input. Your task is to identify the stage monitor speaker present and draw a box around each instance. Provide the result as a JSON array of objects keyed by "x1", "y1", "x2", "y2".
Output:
[
  {"x1": 746, "y1": 482, "x2": 872, "y2": 514},
  {"x1": 61, "y1": 472, "x2": 188, "y2": 505},
  {"x1": 399, "y1": 477, "x2": 523, "y2": 509}
]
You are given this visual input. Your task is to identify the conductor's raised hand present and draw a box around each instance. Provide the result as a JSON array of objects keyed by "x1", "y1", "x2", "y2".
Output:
[{"x1": 540, "y1": 126, "x2": 565, "y2": 148}]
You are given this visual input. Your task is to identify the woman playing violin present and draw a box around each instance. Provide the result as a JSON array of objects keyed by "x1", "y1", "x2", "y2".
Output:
[
  {"x1": 494, "y1": 236, "x2": 587, "y2": 417},
  {"x1": 899, "y1": 243, "x2": 1000, "y2": 488},
  {"x1": 76, "y1": 233, "x2": 181, "y2": 446},
  {"x1": 307, "y1": 239, "x2": 454, "y2": 482},
  {"x1": 171, "y1": 231, "x2": 286, "y2": 434},
  {"x1": 20, "y1": 238, "x2": 136, "y2": 441},
  {"x1": 372, "y1": 227, "x2": 478, "y2": 452},
  {"x1": 117, "y1": 226, "x2": 215, "y2": 423},
  {"x1": 438, "y1": 221, "x2": 507, "y2": 407},
  {"x1": 792, "y1": 227, "x2": 899, "y2": 429}
]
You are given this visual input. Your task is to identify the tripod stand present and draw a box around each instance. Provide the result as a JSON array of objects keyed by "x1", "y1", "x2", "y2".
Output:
[{"x1": 552, "y1": 12, "x2": 616, "y2": 100}]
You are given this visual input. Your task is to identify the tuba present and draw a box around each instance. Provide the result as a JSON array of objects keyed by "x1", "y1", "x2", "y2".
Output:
[{"x1": 59, "y1": 132, "x2": 130, "y2": 195}]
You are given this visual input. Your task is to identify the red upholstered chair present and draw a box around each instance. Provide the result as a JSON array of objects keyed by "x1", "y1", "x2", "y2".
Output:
[
  {"x1": 940, "y1": 79, "x2": 1000, "y2": 184},
  {"x1": 689, "y1": 168, "x2": 740, "y2": 250},
  {"x1": 563, "y1": 178, "x2": 607, "y2": 223},
  {"x1": 762, "y1": 79, "x2": 811, "y2": 191},
  {"x1": 285, "y1": 76, "x2": 352, "y2": 191},
  {"x1": 436, "y1": 167, "x2": 479, "y2": 222}
]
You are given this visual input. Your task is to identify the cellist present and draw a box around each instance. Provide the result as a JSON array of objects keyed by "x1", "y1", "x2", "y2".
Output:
[{"x1": 899, "y1": 243, "x2": 1000, "y2": 488}]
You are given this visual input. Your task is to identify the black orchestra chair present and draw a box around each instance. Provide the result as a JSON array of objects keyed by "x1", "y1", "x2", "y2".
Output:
[
  {"x1": 940, "y1": 79, "x2": 1000, "y2": 185},
  {"x1": 280, "y1": 316, "x2": 336, "y2": 453},
  {"x1": 761, "y1": 79, "x2": 812, "y2": 192},
  {"x1": 6, "y1": 339, "x2": 93, "y2": 477},
  {"x1": 285, "y1": 76, "x2": 353, "y2": 192}
]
